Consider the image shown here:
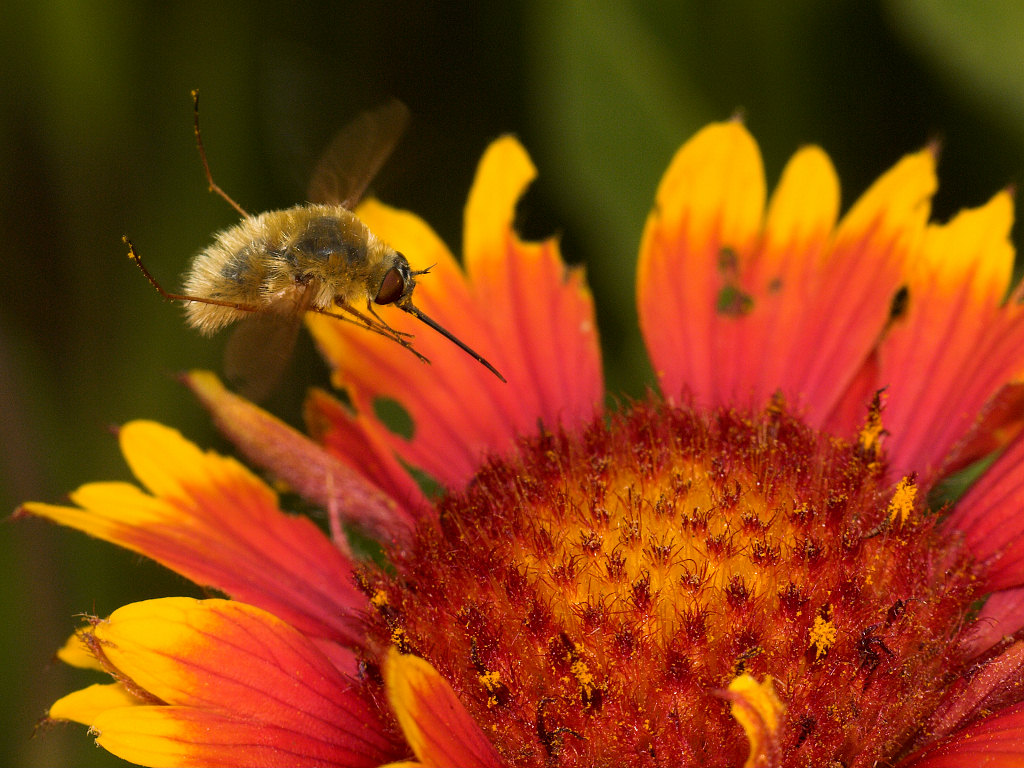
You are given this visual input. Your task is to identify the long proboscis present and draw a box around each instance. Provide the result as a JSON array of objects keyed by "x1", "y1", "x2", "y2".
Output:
[{"x1": 400, "y1": 304, "x2": 506, "y2": 383}]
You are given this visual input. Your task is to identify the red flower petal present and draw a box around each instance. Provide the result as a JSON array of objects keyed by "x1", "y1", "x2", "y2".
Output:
[
  {"x1": 947, "y1": 382, "x2": 1024, "y2": 477},
  {"x1": 730, "y1": 145, "x2": 841, "y2": 411},
  {"x1": 795, "y1": 145, "x2": 935, "y2": 425},
  {"x1": 923, "y1": 642, "x2": 1024, "y2": 745},
  {"x1": 945, "y1": 430, "x2": 1024, "y2": 592},
  {"x1": 900, "y1": 701, "x2": 1024, "y2": 768},
  {"x1": 848, "y1": 192, "x2": 1022, "y2": 480},
  {"x1": 308, "y1": 137, "x2": 602, "y2": 489},
  {"x1": 962, "y1": 587, "x2": 1024, "y2": 657},
  {"x1": 304, "y1": 387, "x2": 431, "y2": 516},
  {"x1": 384, "y1": 648, "x2": 502, "y2": 768},
  {"x1": 638, "y1": 122, "x2": 936, "y2": 427},
  {"x1": 638, "y1": 120, "x2": 766, "y2": 408},
  {"x1": 72, "y1": 598, "x2": 398, "y2": 768},
  {"x1": 19, "y1": 421, "x2": 367, "y2": 649}
]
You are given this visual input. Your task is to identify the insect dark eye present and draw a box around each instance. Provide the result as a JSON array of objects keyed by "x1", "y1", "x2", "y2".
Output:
[{"x1": 375, "y1": 266, "x2": 406, "y2": 305}]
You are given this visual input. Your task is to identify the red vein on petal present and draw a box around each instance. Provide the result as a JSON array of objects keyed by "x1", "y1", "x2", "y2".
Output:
[
  {"x1": 95, "y1": 707, "x2": 388, "y2": 768},
  {"x1": 945, "y1": 431, "x2": 1024, "y2": 591},
  {"x1": 96, "y1": 599, "x2": 398, "y2": 765},
  {"x1": 899, "y1": 701, "x2": 1024, "y2": 768}
]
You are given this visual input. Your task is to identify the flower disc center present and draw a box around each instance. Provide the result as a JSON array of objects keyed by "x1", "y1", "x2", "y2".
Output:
[{"x1": 365, "y1": 400, "x2": 979, "y2": 767}]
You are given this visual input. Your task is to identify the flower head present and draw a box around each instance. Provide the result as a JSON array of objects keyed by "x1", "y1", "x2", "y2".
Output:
[{"x1": 20, "y1": 122, "x2": 1024, "y2": 767}]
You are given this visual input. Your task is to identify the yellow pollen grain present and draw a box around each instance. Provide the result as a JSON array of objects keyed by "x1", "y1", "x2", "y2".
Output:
[
  {"x1": 478, "y1": 670, "x2": 501, "y2": 689},
  {"x1": 809, "y1": 615, "x2": 837, "y2": 660},
  {"x1": 887, "y1": 476, "x2": 917, "y2": 525},
  {"x1": 571, "y1": 658, "x2": 595, "y2": 694},
  {"x1": 478, "y1": 672, "x2": 502, "y2": 710},
  {"x1": 857, "y1": 392, "x2": 887, "y2": 460},
  {"x1": 371, "y1": 590, "x2": 389, "y2": 608}
]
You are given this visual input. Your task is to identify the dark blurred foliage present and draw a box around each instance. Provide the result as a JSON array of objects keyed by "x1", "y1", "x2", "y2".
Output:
[{"x1": 2, "y1": 1, "x2": 1022, "y2": 765}]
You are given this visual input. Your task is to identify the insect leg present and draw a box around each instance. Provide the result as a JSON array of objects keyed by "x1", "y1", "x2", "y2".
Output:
[
  {"x1": 366, "y1": 301, "x2": 415, "y2": 338},
  {"x1": 125, "y1": 236, "x2": 263, "y2": 314},
  {"x1": 337, "y1": 300, "x2": 413, "y2": 340},
  {"x1": 316, "y1": 303, "x2": 430, "y2": 364},
  {"x1": 191, "y1": 89, "x2": 250, "y2": 219}
]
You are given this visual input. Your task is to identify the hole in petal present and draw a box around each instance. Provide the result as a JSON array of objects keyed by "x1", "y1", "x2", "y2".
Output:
[
  {"x1": 373, "y1": 396, "x2": 415, "y2": 440},
  {"x1": 717, "y1": 284, "x2": 755, "y2": 316},
  {"x1": 889, "y1": 285, "x2": 910, "y2": 322}
]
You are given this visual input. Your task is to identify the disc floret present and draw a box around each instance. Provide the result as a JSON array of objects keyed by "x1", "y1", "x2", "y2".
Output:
[{"x1": 363, "y1": 400, "x2": 980, "y2": 767}]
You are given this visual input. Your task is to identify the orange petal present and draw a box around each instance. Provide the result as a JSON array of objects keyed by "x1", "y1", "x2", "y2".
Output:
[
  {"x1": 82, "y1": 598, "x2": 398, "y2": 768},
  {"x1": 639, "y1": 126, "x2": 938, "y2": 425},
  {"x1": 462, "y1": 137, "x2": 603, "y2": 438},
  {"x1": 793, "y1": 146, "x2": 936, "y2": 425},
  {"x1": 863, "y1": 192, "x2": 1021, "y2": 480},
  {"x1": 384, "y1": 648, "x2": 502, "y2": 768},
  {"x1": 18, "y1": 421, "x2": 367, "y2": 648},
  {"x1": 724, "y1": 674, "x2": 784, "y2": 768},
  {"x1": 638, "y1": 120, "x2": 766, "y2": 406},
  {"x1": 945, "y1": 428, "x2": 1024, "y2": 592},
  {"x1": 95, "y1": 707, "x2": 386, "y2": 768},
  {"x1": 186, "y1": 370, "x2": 418, "y2": 545},
  {"x1": 733, "y1": 145, "x2": 841, "y2": 410},
  {"x1": 308, "y1": 138, "x2": 602, "y2": 489},
  {"x1": 900, "y1": 701, "x2": 1024, "y2": 768}
]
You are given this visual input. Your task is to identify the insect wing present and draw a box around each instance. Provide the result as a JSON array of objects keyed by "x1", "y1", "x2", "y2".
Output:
[
  {"x1": 306, "y1": 99, "x2": 410, "y2": 209},
  {"x1": 222, "y1": 284, "x2": 315, "y2": 402}
]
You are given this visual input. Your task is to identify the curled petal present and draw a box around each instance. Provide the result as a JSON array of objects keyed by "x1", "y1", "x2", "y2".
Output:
[
  {"x1": 304, "y1": 387, "x2": 431, "y2": 516},
  {"x1": 962, "y1": 588, "x2": 1024, "y2": 658},
  {"x1": 723, "y1": 674, "x2": 784, "y2": 768},
  {"x1": 186, "y1": 370, "x2": 418, "y2": 544}
]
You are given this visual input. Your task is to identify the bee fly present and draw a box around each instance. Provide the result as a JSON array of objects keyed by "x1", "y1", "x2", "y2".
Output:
[{"x1": 126, "y1": 92, "x2": 505, "y2": 401}]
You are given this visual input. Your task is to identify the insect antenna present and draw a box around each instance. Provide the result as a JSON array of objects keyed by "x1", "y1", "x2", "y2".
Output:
[
  {"x1": 399, "y1": 303, "x2": 506, "y2": 383},
  {"x1": 191, "y1": 89, "x2": 249, "y2": 219}
]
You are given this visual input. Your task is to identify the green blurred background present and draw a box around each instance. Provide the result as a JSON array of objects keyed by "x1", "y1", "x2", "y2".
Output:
[{"x1": 2, "y1": 1, "x2": 1023, "y2": 765}]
